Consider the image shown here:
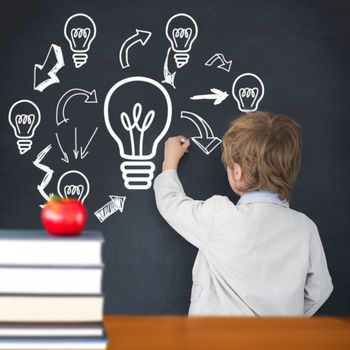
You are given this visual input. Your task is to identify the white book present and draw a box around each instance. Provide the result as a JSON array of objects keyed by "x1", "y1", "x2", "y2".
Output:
[
  {"x1": 0, "y1": 295, "x2": 103, "y2": 322},
  {"x1": 0, "y1": 336, "x2": 107, "y2": 349},
  {"x1": 0, "y1": 230, "x2": 103, "y2": 266},
  {"x1": 0, "y1": 323, "x2": 104, "y2": 337},
  {"x1": 0, "y1": 266, "x2": 103, "y2": 294}
]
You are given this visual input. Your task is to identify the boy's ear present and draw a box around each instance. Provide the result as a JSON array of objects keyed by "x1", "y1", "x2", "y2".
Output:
[{"x1": 232, "y1": 163, "x2": 243, "y2": 182}]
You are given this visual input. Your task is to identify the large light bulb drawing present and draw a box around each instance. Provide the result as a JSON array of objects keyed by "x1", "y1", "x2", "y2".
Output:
[
  {"x1": 232, "y1": 73, "x2": 265, "y2": 112},
  {"x1": 104, "y1": 76, "x2": 172, "y2": 190},
  {"x1": 64, "y1": 13, "x2": 96, "y2": 68},
  {"x1": 57, "y1": 170, "x2": 90, "y2": 203},
  {"x1": 165, "y1": 13, "x2": 198, "y2": 68},
  {"x1": 8, "y1": 99, "x2": 41, "y2": 155}
]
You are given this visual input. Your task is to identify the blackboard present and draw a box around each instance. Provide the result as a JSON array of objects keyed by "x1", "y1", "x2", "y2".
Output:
[{"x1": 0, "y1": 0, "x2": 349, "y2": 315}]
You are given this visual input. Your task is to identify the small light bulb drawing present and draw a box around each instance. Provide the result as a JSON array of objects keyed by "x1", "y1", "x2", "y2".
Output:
[
  {"x1": 64, "y1": 13, "x2": 96, "y2": 68},
  {"x1": 165, "y1": 13, "x2": 198, "y2": 68},
  {"x1": 57, "y1": 170, "x2": 90, "y2": 203},
  {"x1": 232, "y1": 73, "x2": 265, "y2": 112},
  {"x1": 104, "y1": 76, "x2": 172, "y2": 190},
  {"x1": 8, "y1": 99, "x2": 41, "y2": 155}
]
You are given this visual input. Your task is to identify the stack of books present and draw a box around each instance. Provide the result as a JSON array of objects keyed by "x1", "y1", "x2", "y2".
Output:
[{"x1": 0, "y1": 229, "x2": 107, "y2": 350}]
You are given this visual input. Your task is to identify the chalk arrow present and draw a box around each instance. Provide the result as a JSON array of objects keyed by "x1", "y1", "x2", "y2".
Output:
[
  {"x1": 190, "y1": 88, "x2": 228, "y2": 105},
  {"x1": 80, "y1": 127, "x2": 99, "y2": 159},
  {"x1": 56, "y1": 88, "x2": 97, "y2": 126},
  {"x1": 73, "y1": 127, "x2": 79, "y2": 159},
  {"x1": 55, "y1": 132, "x2": 69, "y2": 163},
  {"x1": 205, "y1": 53, "x2": 232, "y2": 72},
  {"x1": 119, "y1": 29, "x2": 152, "y2": 69},
  {"x1": 94, "y1": 195, "x2": 126, "y2": 223},
  {"x1": 34, "y1": 44, "x2": 65, "y2": 92},
  {"x1": 181, "y1": 111, "x2": 222, "y2": 155},
  {"x1": 162, "y1": 47, "x2": 176, "y2": 89}
]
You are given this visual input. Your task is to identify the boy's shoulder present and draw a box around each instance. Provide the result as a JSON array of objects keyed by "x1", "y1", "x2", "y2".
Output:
[
  {"x1": 288, "y1": 207, "x2": 318, "y2": 231},
  {"x1": 210, "y1": 195, "x2": 319, "y2": 231}
]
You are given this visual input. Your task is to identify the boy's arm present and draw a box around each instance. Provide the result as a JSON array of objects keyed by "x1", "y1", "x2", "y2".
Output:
[
  {"x1": 154, "y1": 169, "x2": 216, "y2": 249},
  {"x1": 303, "y1": 224, "x2": 333, "y2": 316}
]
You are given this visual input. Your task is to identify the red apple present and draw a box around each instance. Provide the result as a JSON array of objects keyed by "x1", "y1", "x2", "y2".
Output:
[{"x1": 41, "y1": 196, "x2": 87, "y2": 235}]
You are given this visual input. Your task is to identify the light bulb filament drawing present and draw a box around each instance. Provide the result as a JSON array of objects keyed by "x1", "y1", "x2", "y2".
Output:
[
  {"x1": 239, "y1": 87, "x2": 259, "y2": 108},
  {"x1": 15, "y1": 114, "x2": 35, "y2": 135},
  {"x1": 70, "y1": 28, "x2": 91, "y2": 49},
  {"x1": 64, "y1": 184, "x2": 85, "y2": 200},
  {"x1": 172, "y1": 28, "x2": 192, "y2": 49},
  {"x1": 120, "y1": 103, "x2": 155, "y2": 157}
]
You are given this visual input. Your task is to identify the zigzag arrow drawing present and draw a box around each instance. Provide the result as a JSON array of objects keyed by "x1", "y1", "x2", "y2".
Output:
[
  {"x1": 205, "y1": 53, "x2": 232, "y2": 72},
  {"x1": 33, "y1": 144, "x2": 54, "y2": 203},
  {"x1": 34, "y1": 44, "x2": 65, "y2": 92}
]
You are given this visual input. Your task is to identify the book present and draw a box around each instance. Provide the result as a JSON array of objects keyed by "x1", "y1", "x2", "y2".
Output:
[
  {"x1": 0, "y1": 230, "x2": 103, "y2": 266},
  {"x1": 0, "y1": 266, "x2": 103, "y2": 294},
  {"x1": 0, "y1": 323, "x2": 104, "y2": 337},
  {"x1": 0, "y1": 336, "x2": 108, "y2": 349},
  {"x1": 0, "y1": 295, "x2": 103, "y2": 322}
]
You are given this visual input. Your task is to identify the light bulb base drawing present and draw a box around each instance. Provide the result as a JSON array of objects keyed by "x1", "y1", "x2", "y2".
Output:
[
  {"x1": 120, "y1": 161, "x2": 156, "y2": 190},
  {"x1": 174, "y1": 53, "x2": 189, "y2": 68},
  {"x1": 72, "y1": 53, "x2": 88, "y2": 68},
  {"x1": 17, "y1": 140, "x2": 32, "y2": 154}
]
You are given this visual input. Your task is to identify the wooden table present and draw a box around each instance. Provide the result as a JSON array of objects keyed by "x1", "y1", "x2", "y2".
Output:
[{"x1": 104, "y1": 316, "x2": 350, "y2": 350}]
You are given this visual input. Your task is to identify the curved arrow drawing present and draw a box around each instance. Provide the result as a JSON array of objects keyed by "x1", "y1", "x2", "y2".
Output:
[
  {"x1": 34, "y1": 44, "x2": 65, "y2": 92},
  {"x1": 181, "y1": 111, "x2": 222, "y2": 155},
  {"x1": 205, "y1": 53, "x2": 232, "y2": 72},
  {"x1": 33, "y1": 144, "x2": 54, "y2": 202},
  {"x1": 119, "y1": 29, "x2": 152, "y2": 69},
  {"x1": 56, "y1": 88, "x2": 98, "y2": 126}
]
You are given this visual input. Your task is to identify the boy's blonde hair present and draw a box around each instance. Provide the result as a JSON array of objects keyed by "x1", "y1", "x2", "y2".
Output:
[{"x1": 222, "y1": 111, "x2": 301, "y2": 201}]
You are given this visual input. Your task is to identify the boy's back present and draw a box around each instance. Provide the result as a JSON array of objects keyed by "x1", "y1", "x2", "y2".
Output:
[
  {"x1": 154, "y1": 170, "x2": 333, "y2": 316},
  {"x1": 154, "y1": 111, "x2": 333, "y2": 316}
]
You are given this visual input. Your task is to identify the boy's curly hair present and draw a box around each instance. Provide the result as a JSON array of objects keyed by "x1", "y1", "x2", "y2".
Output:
[{"x1": 222, "y1": 111, "x2": 301, "y2": 201}]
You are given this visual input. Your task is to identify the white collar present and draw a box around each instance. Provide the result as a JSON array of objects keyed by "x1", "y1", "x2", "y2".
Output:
[{"x1": 237, "y1": 190, "x2": 289, "y2": 207}]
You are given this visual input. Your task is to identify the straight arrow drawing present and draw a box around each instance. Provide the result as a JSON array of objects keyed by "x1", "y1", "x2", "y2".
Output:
[
  {"x1": 55, "y1": 132, "x2": 69, "y2": 163},
  {"x1": 80, "y1": 127, "x2": 99, "y2": 159},
  {"x1": 56, "y1": 88, "x2": 98, "y2": 126},
  {"x1": 190, "y1": 88, "x2": 229, "y2": 105},
  {"x1": 181, "y1": 111, "x2": 222, "y2": 155},
  {"x1": 119, "y1": 29, "x2": 152, "y2": 69},
  {"x1": 73, "y1": 127, "x2": 79, "y2": 159},
  {"x1": 94, "y1": 196, "x2": 126, "y2": 223},
  {"x1": 205, "y1": 53, "x2": 232, "y2": 72},
  {"x1": 34, "y1": 44, "x2": 65, "y2": 92}
]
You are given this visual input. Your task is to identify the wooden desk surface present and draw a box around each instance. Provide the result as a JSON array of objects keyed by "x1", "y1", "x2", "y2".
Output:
[{"x1": 104, "y1": 316, "x2": 350, "y2": 350}]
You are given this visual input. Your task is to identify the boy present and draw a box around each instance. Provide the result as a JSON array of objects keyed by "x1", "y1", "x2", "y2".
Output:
[{"x1": 153, "y1": 111, "x2": 333, "y2": 316}]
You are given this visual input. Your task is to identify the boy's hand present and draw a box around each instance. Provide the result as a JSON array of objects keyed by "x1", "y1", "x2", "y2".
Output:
[{"x1": 162, "y1": 136, "x2": 190, "y2": 171}]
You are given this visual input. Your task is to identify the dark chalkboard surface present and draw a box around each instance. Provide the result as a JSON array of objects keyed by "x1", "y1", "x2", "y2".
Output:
[{"x1": 0, "y1": 0, "x2": 349, "y2": 315}]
